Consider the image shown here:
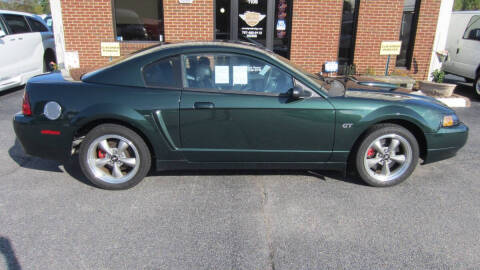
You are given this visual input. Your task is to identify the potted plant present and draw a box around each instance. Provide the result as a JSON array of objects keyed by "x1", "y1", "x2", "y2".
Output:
[{"x1": 419, "y1": 69, "x2": 457, "y2": 97}]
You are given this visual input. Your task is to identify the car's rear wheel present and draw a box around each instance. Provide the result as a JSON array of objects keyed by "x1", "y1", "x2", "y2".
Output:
[
  {"x1": 79, "y1": 124, "x2": 151, "y2": 190},
  {"x1": 43, "y1": 50, "x2": 56, "y2": 72},
  {"x1": 355, "y1": 124, "x2": 419, "y2": 187},
  {"x1": 475, "y1": 73, "x2": 480, "y2": 97}
]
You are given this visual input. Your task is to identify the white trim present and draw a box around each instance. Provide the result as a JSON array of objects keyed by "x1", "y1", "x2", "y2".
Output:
[
  {"x1": 428, "y1": 0, "x2": 454, "y2": 81},
  {"x1": 50, "y1": 0, "x2": 68, "y2": 71}
]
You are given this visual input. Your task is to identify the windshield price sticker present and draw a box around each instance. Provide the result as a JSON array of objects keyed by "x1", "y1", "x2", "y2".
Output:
[{"x1": 215, "y1": 66, "x2": 229, "y2": 84}]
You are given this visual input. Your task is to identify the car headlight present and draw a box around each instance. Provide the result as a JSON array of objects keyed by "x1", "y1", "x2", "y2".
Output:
[{"x1": 442, "y1": 114, "x2": 459, "y2": 127}]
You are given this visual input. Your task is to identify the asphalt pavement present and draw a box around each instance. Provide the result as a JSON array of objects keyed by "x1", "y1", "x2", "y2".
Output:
[{"x1": 0, "y1": 83, "x2": 479, "y2": 269}]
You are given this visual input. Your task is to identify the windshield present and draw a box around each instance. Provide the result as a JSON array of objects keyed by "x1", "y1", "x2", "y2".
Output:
[{"x1": 271, "y1": 53, "x2": 327, "y2": 90}]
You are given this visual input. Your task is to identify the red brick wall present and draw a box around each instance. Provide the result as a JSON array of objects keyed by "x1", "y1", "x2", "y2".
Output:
[
  {"x1": 289, "y1": 0, "x2": 343, "y2": 74},
  {"x1": 61, "y1": 0, "x2": 115, "y2": 70},
  {"x1": 61, "y1": 0, "x2": 439, "y2": 81},
  {"x1": 408, "y1": 0, "x2": 441, "y2": 80},
  {"x1": 163, "y1": 0, "x2": 213, "y2": 42},
  {"x1": 353, "y1": 0, "x2": 404, "y2": 75},
  {"x1": 62, "y1": 0, "x2": 213, "y2": 75}
]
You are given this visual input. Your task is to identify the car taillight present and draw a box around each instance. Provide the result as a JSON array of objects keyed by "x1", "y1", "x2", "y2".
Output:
[{"x1": 22, "y1": 92, "x2": 32, "y2": 116}]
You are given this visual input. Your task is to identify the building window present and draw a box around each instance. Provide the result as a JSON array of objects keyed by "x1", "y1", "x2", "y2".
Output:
[
  {"x1": 338, "y1": 0, "x2": 360, "y2": 74},
  {"x1": 215, "y1": 0, "x2": 231, "y2": 40},
  {"x1": 113, "y1": 0, "x2": 164, "y2": 42},
  {"x1": 396, "y1": 0, "x2": 421, "y2": 68}
]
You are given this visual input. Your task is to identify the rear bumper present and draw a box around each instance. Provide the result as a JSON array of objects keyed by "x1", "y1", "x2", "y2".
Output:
[
  {"x1": 13, "y1": 113, "x2": 73, "y2": 161},
  {"x1": 423, "y1": 123, "x2": 468, "y2": 164}
]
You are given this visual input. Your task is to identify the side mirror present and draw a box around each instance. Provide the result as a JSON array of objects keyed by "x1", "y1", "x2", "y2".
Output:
[
  {"x1": 0, "y1": 30, "x2": 6, "y2": 38},
  {"x1": 289, "y1": 85, "x2": 304, "y2": 99}
]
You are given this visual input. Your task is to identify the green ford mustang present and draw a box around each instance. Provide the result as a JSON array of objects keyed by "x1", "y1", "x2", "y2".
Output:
[{"x1": 13, "y1": 41, "x2": 468, "y2": 189}]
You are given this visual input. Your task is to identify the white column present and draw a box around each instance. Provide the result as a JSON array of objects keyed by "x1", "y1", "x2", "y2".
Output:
[
  {"x1": 50, "y1": 0, "x2": 67, "y2": 71},
  {"x1": 428, "y1": 0, "x2": 454, "y2": 81}
]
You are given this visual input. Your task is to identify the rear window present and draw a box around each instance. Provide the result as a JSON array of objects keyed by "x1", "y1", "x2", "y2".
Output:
[
  {"x1": 143, "y1": 56, "x2": 181, "y2": 88},
  {"x1": 27, "y1": 17, "x2": 49, "y2": 32},
  {"x1": 3, "y1": 14, "x2": 31, "y2": 34}
]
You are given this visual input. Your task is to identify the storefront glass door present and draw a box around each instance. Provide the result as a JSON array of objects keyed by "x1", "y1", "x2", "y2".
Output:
[{"x1": 215, "y1": 0, "x2": 292, "y2": 58}]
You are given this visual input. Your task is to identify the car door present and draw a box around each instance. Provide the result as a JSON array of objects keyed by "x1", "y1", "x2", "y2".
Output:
[
  {"x1": 0, "y1": 14, "x2": 22, "y2": 84},
  {"x1": 142, "y1": 56, "x2": 183, "y2": 150},
  {"x1": 454, "y1": 15, "x2": 480, "y2": 79},
  {"x1": 179, "y1": 53, "x2": 335, "y2": 162},
  {"x1": 1, "y1": 14, "x2": 38, "y2": 77}
]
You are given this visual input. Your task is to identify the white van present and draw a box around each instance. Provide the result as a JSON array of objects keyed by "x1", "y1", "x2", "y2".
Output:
[
  {"x1": 0, "y1": 10, "x2": 56, "y2": 91},
  {"x1": 443, "y1": 11, "x2": 480, "y2": 96}
]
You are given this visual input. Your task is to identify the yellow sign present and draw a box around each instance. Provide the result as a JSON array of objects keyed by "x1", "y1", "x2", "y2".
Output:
[
  {"x1": 101, "y1": 42, "x2": 120, "y2": 57},
  {"x1": 380, "y1": 41, "x2": 402, "y2": 56}
]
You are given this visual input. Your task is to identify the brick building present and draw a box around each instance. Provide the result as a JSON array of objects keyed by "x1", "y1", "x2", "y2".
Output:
[{"x1": 51, "y1": 0, "x2": 451, "y2": 80}]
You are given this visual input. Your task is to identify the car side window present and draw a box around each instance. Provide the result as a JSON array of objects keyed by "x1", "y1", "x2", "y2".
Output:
[
  {"x1": 463, "y1": 15, "x2": 480, "y2": 41},
  {"x1": 143, "y1": 56, "x2": 181, "y2": 88},
  {"x1": 0, "y1": 19, "x2": 6, "y2": 35},
  {"x1": 3, "y1": 14, "x2": 31, "y2": 34},
  {"x1": 27, "y1": 17, "x2": 49, "y2": 32},
  {"x1": 183, "y1": 53, "x2": 294, "y2": 95}
]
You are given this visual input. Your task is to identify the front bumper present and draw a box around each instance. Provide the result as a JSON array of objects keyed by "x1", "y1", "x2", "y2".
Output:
[
  {"x1": 13, "y1": 113, "x2": 73, "y2": 161},
  {"x1": 423, "y1": 123, "x2": 468, "y2": 164}
]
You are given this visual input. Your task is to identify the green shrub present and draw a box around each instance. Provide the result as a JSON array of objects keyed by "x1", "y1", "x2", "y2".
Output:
[{"x1": 432, "y1": 69, "x2": 445, "y2": 83}]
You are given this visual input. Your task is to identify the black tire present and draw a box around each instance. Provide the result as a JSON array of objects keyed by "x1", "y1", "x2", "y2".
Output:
[
  {"x1": 474, "y1": 74, "x2": 480, "y2": 97},
  {"x1": 79, "y1": 124, "x2": 151, "y2": 190},
  {"x1": 43, "y1": 50, "x2": 56, "y2": 72},
  {"x1": 355, "y1": 124, "x2": 419, "y2": 187}
]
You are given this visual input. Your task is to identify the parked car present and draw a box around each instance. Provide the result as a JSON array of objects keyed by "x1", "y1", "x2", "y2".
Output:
[
  {"x1": 13, "y1": 42, "x2": 468, "y2": 190},
  {"x1": 0, "y1": 10, "x2": 56, "y2": 92},
  {"x1": 443, "y1": 11, "x2": 480, "y2": 96},
  {"x1": 43, "y1": 14, "x2": 53, "y2": 32}
]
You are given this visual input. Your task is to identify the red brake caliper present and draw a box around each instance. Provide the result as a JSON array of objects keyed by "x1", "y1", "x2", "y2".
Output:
[
  {"x1": 98, "y1": 149, "x2": 106, "y2": 159},
  {"x1": 367, "y1": 147, "x2": 376, "y2": 158}
]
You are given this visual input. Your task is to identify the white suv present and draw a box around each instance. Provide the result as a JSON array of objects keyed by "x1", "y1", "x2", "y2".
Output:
[{"x1": 0, "y1": 10, "x2": 55, "y2": 91}]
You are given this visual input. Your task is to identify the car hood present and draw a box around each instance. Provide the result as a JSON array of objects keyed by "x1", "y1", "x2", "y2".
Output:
[{"x1": 344, "y1": 88, "x2": 454, "y2": 114}]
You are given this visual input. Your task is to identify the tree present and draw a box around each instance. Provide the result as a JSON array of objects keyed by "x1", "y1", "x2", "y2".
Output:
[
  {"x1": 0, "y1": 0, "x2": 50, "y2": 14},
  {"x1": 454, "y1": 0, "x2": 480, "y2": 10}
]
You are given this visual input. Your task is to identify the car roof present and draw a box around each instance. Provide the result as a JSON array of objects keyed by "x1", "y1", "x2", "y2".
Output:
[
  {"x1": 126, "y1": 41, "x2": 272, "y2": 60},
  {"x1": 81, "y1": 41, "x2": 281, "y2": 87},
  {"x1": 0, "y1": 9, "x2": 42, "y2": 19}
]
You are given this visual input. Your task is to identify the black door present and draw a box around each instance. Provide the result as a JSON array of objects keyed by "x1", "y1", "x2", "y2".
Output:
[{"x1": 215, "y1": 0, "x2": 292, "y2": 58}]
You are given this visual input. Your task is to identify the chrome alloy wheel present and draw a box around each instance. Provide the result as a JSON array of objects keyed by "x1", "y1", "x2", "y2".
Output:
[
  {"x1": 86, "y1": 134, "x2": 140, "y2": 184},
  {"x1": 363, "y1": 134, "x2": 413, "y2": 182}
]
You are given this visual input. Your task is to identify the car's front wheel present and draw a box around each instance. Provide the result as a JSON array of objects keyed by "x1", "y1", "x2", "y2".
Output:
[
  {"x1": 79, "y1": 124, "x2": 151, "y2": 190},
  {"x1": 355, "y1": 124, "x2": 419, "y2": 187}
]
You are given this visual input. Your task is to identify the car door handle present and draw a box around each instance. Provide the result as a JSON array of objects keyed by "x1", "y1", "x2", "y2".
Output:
[{"x1": 194, "y1": 102, "x2": 215, "y2": 109}]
